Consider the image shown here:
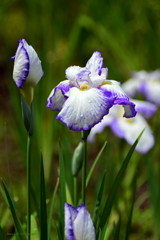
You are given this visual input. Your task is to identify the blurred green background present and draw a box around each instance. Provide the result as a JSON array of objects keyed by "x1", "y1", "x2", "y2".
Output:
[{"x1": 0, "y1": 0, "x2": 160, "y2": 239}]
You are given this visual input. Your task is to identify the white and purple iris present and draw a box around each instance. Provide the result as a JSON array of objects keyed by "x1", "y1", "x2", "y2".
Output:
[
  {"x1": 88, "y1": 99, "x2": 157, "y2": 154},
  {"x1": 122, "y1": 70, "x2": 160, "y2": 106},
  {"x1": 65, "y1": 203, "x2": 95, "y2": 240},
  {"x1": 12, "y1": 39, "x2": 43, "y2": 88},
  {"x1": 47, "y1": 51, "x2": 136, "y2": 131}
]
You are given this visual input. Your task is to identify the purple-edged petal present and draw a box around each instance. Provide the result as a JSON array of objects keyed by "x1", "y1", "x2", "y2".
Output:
[
  {"x1": 111, "y1": 114, "x2": 154, "y2": 154},
  {"x1": 46, "y1": 80, "x2": 71, "y2": 111},
  {"x1": 65, "y1": 66, "x2": 91, "y2": 87},
  {"x1": 100, "y1": 80, "x2": 137, "y2": 118},
  {"x1": 13, "y1": 41, "x2": 29, "y2": 88},
  {"x1": 65, "y1": 203, "x2": 78, "y2": 240},
  {"x1": 73, "y1": 204, "x2": 96, "y2": 240},
  {"x1": 57, "y1": 87, "x2": 114, "y2": 131},
  {"x1": 22, "y1": 39, "x2": 44, "y2": 86},
  {"x1": 86, "y1": 51, "x2": 104, "y2": 75},
  {"x1": 133, "y1": 99, "x2": 157, "y2": 118}
]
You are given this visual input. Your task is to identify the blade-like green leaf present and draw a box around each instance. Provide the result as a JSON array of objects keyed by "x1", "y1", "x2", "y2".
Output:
[
  {"x1": 40, "y1": 156, "x2": 48, "y2": 240},
  {"x1": 99, "y1": 130, "x2": 143, "y2": 230},
  {"x1": 48, "y1": 178, "x2": 59, "y2": 240},
  {"x1": 86, "y1": 141, "x2": 107, "y2": 187},
  {"x1": 31, "y1": 214, "x2": 39, "y2": 240},
  {"x1": 93, "y1": 172, "x2": 106, "y2": 229},
  {"x1": 1, "y1": 180, "x2": 26, "y2": 240},
  {"x1": 125, "y1": 174, "x2": 137, "y2": 240},
  {"x1": 113, "y1": 216, "x2": 121, "y2": 240},
  {"x1": 58, "y1": 143, "x2": 66, "y2": 240}
]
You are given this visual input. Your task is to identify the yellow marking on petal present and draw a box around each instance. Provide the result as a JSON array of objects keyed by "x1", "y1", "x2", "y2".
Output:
[
  {"x1": 124, "y1": 118, "x2": 134, "y2": 124},
  {"x1": 79, "y1": 83, "x2": 90, "y2": 91},
  {"x1": 100, "y1": 81, "x2": 112, "y2": 86}
]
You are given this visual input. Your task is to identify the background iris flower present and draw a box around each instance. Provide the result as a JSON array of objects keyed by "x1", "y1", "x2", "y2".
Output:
[
  {"x1": 88, "y1": 99, "x2": 157, "y2": 154},
  {"x1": 47, "y1": 51, "x2": 136, "y2": 131},
  {"x1": 122, "y1": 70, "x2": 160, "y2": 106}
]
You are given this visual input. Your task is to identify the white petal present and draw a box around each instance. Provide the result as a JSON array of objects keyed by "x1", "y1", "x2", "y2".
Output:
[
  {"x1": 65, "y1": 203, "x2": 78, "y2": 240},
  {"x1": 143, "y1": 81, "x2": 160, "y2": 105},
  {"x1": 66, "y1": 66, "x2": 91, "y2": 87},
  {"x1": 85, "y1": 51, "x2": 103, "y2": 75},
  {"x1": 23, "y1": 39, "x2": 44, "y2": 85},
  {"x1": 73, "y1": 205, "x2": 95, "y2": 240},
  {"x1": 46, "y1": 80, "x2": 71, "y2": 111},
  {"x1": 13, "y1": 40, "x2": 29, "y2": 88},
  {"x1": 111, "y1": 114, "x2": 154, "y2": 154},
  {"x1": 57, "y1": 87, "x2": 113, "y2": 131},
  {"x1": 122, "y1": 78, "x2": 140, "y2": 98}
]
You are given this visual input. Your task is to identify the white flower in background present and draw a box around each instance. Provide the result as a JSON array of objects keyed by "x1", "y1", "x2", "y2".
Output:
[
  {"x1": 65, "y1": 203, "x2": 95, "y2": 240},
  {"x1": 122, "y1": 70, "x2": 160, "y2": 105},
  {"x1": 88, "y1": 99, "x2": 157, "y2": 154},
  {"x1": 47, "y1": 51, "x2": 136, "y2": 131}
]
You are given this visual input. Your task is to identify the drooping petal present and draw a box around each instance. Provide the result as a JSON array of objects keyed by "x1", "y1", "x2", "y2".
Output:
[
  {"x1": 65, "y1": 203, "x2": 78, "y2": 240},
  {"x1": 133, "y1": 99, "x2": 157, "y2": 118},
  {"x1": 22, "y1": 39, "x2": 44, "y2": 86},
  {"x1": 13, "y1": 40, "x2": 30, "y2": 88},
  {"x1": 111, "y1": 114, "x2": 154, "y2": 154},
  {"x1": 57, "y1": 87, "x2": 114, "y2": 131},
  {"x1": 100, "y1": 80, "x2": 136, "y2": 118},
  {"x1": 73, "y1": 204, "x2": 96, "y2": 240},
  {"x1": 46, "y1": 80, "x2": 71, "y2": 111}
]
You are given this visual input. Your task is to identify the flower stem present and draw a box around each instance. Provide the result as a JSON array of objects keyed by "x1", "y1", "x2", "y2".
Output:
[
  {"x1": 27, "y1": 136, "x2": 31, "y2": 240},
  {"x1": 74, "y1": 176, "x2": 78, "y2": 206},
  {"x1": 81, "y1": 131, "x2": 88, "y2": 204}
]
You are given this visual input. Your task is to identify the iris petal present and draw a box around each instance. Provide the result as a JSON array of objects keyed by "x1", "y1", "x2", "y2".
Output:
[
  {"x1": 57, "y1": 87, "x2": 114, "y2": 131},
  {"x1": 46, "y1": 80, "x2": 71, "y2": 111},
  {"x1": 100, "y1": 80, "x2": 136, "y2": 118},
  {"x1": 13, "y1": 41, "x2": 29, "y2": 88},
  {"x1": 73, "y1": 205, "x2": 96, "y2": 240}
]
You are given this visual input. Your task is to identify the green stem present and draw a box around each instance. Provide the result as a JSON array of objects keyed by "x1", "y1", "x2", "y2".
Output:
[
  {"x1": 27, "y1": 136, "x2": 31, "y2": 240},
  {"x1": 74, "y1": 176, "x2": 78, "y2": 206},
  {"x1": 81, "y1": 131, "x2": 88, "y2": 204}
]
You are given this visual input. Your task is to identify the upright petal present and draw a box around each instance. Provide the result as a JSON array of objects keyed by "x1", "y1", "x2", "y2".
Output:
[
  {"x1": 86, "y1": 51, "x2": 104, "y2": 75},
  {"x1": 13, "y1": 40, "x2": 29, "y2": 88},
  {"x1": 22, "y1": 39, "x2": 44, "y2": 86},
  {"x1": 57, "y1": 87, "x2": 114, "y2": 131},
  {"x1": 100, "y1": 80, "x2": 136, "y2": 118},
  {"x1": 66, "y1": 66, "x2": 91, "y2": 87},
  {"x1": 46, "y1": 80, "x2": 71, "y2": 111},
  {"x1": 73, "y1": 204, "x2": 96, "y2": 240}
]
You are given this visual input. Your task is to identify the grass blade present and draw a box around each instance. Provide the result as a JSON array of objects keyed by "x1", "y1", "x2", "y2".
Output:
[
  {"x1": 1, "y1": 180, "x2": 26, "y2": 240},
  {"x1": 86, "y1": 141, "x2": 107, "y2": 187},
  {"x1": 48, "y1": 178, "x2": 59, "y2": 240},
  {"x1": 125, "y1": 174, "x2": 137, "y2": 240},
  {"x1": 58, "y1": 143, "x2": 66, "y2": 240},
  {"x1": 99, "y1": 131, "x2": 143, "y2": 230},
  {"x1": 40, "y1": 156, "x2": 48, "y2": 240}
]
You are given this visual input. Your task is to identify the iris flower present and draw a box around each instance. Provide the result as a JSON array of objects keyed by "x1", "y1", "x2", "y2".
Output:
[
  {"x1": 65, "y1": 203, "x2": 95, "y2": 240},
  {"x1": 12, "y1": 39, "x2": 43, "y2": 103},
  {"x1": 47, "y1": 51, "x2": 136, "y2": 131},
  {"x1": 88, "y1": 99, "x2": 157, "y2": 154},
  {"x1": 122, "y1": 70, "x2": 160, "y2": 105}
]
